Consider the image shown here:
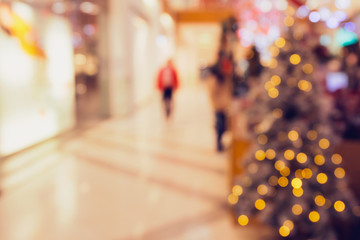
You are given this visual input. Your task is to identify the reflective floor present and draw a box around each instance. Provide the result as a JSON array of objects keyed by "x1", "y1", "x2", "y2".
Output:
[{"x1": 0, "y1": 86, "x2": 274, "y2": 240}]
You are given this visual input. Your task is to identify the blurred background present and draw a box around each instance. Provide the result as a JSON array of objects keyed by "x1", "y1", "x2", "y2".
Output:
[{"x1": 1, "y1": 0, "x2": 360, "y2": 239}]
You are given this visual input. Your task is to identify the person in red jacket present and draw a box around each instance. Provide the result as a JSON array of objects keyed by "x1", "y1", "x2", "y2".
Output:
[{"x1": 157, "y1": 59, "x2": 179, "y2": 118}]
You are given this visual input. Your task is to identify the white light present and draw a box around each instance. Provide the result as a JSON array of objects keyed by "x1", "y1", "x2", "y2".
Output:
[
  {"x1": 156, "y1": 35, "x2": 168, "y2": 47},
  {"x1": 309, "y1": 12, "x2": 321, "y2": 23},
  {"x1": 319, "y1": 7, "x2": 332, "y2": 21},
  {"x1": 327, "y1": 17, "x2": 340, "y2": 29},
  {"x1": 335, "y1": 0, "x2": 351, "y2": 10},
  {"x1": 79, "y1": 2, "x2": 99, "y2": 15},
  {"x1": 306, "y1": 0, "x2": 319, "y2": 10},
  {"x1": 333, "y1": 11, "x2": 348, "y2": 22},
  {"x1": 12, "y1": 2, "x2": 35, "y2": 23},
  {"x1": 52, "y1": 2, "x2": 66, "y2": 14},
  {"x1": 246, "y1": 20, "x2": 258, "y2": 29},
  {"x1": 297, "y1": 5, "x2": 310, "y2": 18},
  {"x1": 275, "y1": 0, "x2": 288, "y2": 11},
  {"x1": 256, "y1": 0, "x2": 272, "y2": 13},
  {"x1": 160, "y1": 13, "x2": 173, "y2": 29}
]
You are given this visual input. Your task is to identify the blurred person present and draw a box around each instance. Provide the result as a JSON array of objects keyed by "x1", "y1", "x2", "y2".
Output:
[
  {"x1": 208, "y1": 51, "x2": 233, "y2": 152},
  {"x1": 157, "y1": 59, "x2": 179, "y2": 119}
]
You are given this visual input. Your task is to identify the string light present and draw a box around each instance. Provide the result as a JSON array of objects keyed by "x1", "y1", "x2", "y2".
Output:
[
  {"x1": 315, "y1": 195, "x2": 326, "y2": 206},
  {"x1": 314, "y1": 155, "x2": 326, "y2": 166},
  {"x1": 317, "y1": 173, "x2": 328, "y2": 184},
  {"x1": 275, "y1": 37, "x2": 286, "y2": 48},
  {"x1": 280, "y1": 167, "x2": 291, "y2": 177},
  {"x1": 309, "y1": 211, "x2": 320, "y2": 222},
  {"x1": 288, "y1": 130, "x2": 299, "y2": 141},
  {"x1": 291, "y1": 178, "x2": 303, "y2": 188},
  {"x1": 319, "y1": 138, "x2": 330, "y2": 149},
  {"x1": 255, "y1": 150, "x2": 266, "y2": 161},
  {"x1": 302, "y1": 63, "x2": 314, "y2": 74},
  {"x1": 283, "y1": 220, "x2": 294, "y2": 231},
  {"x1": 268, "y1": 87, "x2": 279, "y2": 98},
  {"x1": 270, "y1": 75, "x2": 282, "y2": 86},
  {"x1": 290, "y1": 54, "x2": 301, "y2": 65},
  {"x1": 334, "y1": 168, "x2": 346, "y2": 179},
  {"x1": 257, "y1": 184, "x2": 269, "y2": 196},
  {"x1": 293, "y1": 188, "x2": 304, "y2": 197},
  {"x1": 238, "y1": 215, "x2": 249, "y2": 226},
  {"x1": 331, "y1": 154, "x2": 342, "y2": 165},
  {"x1": 266, "y1": 149, "x2": 276, "y2": 160},
  {"x1": 275, "y1": 160, "x2": 286, "y2": 171},
  {"x1": 334, "y1": 201, "x2": 345, "y2": 212},
  {"x1": 302, "y1": 168, "x2": 313, "y2": 179},
  {"x1": 296, "y1": 152, "x2": 308, "y2": 164},
  {"x1": 273, "y1": 108, "x2": 283, "y2": 118},
  {"x1": 255, "y1": 199, "x2": 266, "y2": 210},
  {"x1": 265, "y1": 81, "x2": 274, "y2": 91},
  {"x1": 269, "y1": 46, "x2": 280, "y2": 57},
  {"x1": 278, "y1": 177, "x2": 289, "y2": 187},
  {"x1": 284, "y1": 15, "x2": 295, "y2": 27},
  {"x1": 279, "y1": 226, "x2": 290, "y2": 237},
  {"x1": 228, "y1": 193, "x2": 239, "y2": 205},
  {"x1": 284, "y1": 149, "x2": 295, "y2": 160},
  {"x1": 292, "y1": 204, "x2": 303, "y2": 215},
  {"x1": 232, "y1": 185, "x2": 243, "y2": 196},
  {"x1": 298, "y1": 80, "x2": 312, "y2": 92}
]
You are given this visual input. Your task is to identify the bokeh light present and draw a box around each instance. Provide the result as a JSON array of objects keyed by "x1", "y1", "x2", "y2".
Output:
[
  {"x1": 268, "y1": 88, "x2": 279, "y2": 98},
  {"x1": 278, "y1": 177, "x2": 289, "y2": 187},
  {"x1": 292, "y1": 204, "x2": 303, "y2": 215},
  {"x1": 334, "y1": 201, "x2": 346, "y2": 212},
  {"x1": 307, "y1": 130, "x2": 318, "y2": 140},
  {"x1": 255, "y1": 199, "x2": 266, "y2": 210},
  {"x1": 279, "y1": 226, "x2": 290, "y2": 237},
  {"x1": 315, "y1": 195, "x2": 326, "y2": 206},
  {"x1": 284, "y1": 149, "x2": 295, "y2": 160},
  {"x1": 257, "y1": 184, "x2": 269, "y2": 196},
  {"x1": 232, "y1": 185, "x2": 243, "y2": 196},
  {"x1": 280, "y1": 167, "x2": 291, "y2": 177},
  {"x1": 290, "y1": 54, "x2": 301, "y2": 65},
  {"x1": 270, "y1": 75, "x2": 282, "y2": 86},
  {"x1": 238, "y1": 215, "x2": 249, "y2": 226},
  {"x1": 331, "y1": 154, "x2": 342, "y2": 165},
  {"x1": 298, "y1": 80, "x2": 312, "y2": 92},
  {"x1": 293, "y1": 187, "x2": 304, "y2": 197},
  {"x1": 319, "y1": 138, "x2": 330, "y2": 149},
  {"x1": 228, "y1": 193, "x2": 239, "y2": 205},
  {"x1": 255, "y1": 150, "x2": 266, "y2": 161},
  {"x1": 288, "y1": 130, "x2": 299, "y2": 141},
  {"x1": 334, "y1": 167, "x2": 346, "y2": 179},
  {"x1": 309, "y1": 211, "x2": 320, "y2": 222},
  {"x1": 257, "y1": 134, "x2": 268, "y2": 145},
  {"x1": 275, "y1": 37, "x2": 286, "y2": 48},
  {"x1": 275, "y1": 160, "x2": 286, "y2": 171},
  {"x1": 291, "y1": 178, "x2": 303, "y2": 189},
  {"x1": 302, "y1": 168, "x2": 313, "y2": 179},
  {"x1": 302, "y1": 64, "x2": 314, "y2": 74},
  {"x1": 296, "y1": 152, "x2": 308, "y2": 164},
  {"x1": 266, "y1": 149, "x2": 276, "y2": 160},
  {"x1": 317, "y1": 173, "x2": 328, "y2": 184},
  {"x1": 314, "y1": 155, "x2": 325, "y2": 166}
]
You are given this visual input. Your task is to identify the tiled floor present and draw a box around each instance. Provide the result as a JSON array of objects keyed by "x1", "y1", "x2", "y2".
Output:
[{"x1": 0, "y1": 87, "x2": 274, "y2": 240}]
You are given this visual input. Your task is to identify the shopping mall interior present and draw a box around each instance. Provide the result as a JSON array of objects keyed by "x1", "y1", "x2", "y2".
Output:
[{"x1": 1, "y1": 0, "x2": 360, "y2": 239}]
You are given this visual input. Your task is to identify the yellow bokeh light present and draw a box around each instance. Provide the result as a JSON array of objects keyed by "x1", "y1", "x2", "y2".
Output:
[
  {"x1": 286, "y1": 6, "x2": 296, "y2": 16},
  {"x1": 302, "y1": 168, "x2": 313, "y2": 179},
  {"x1": 255, "y1": 199, "x2": 266, "y2": 210},
  {"x1": 307, "y1": 130, "x2": 318, "y2": 140},
  {"x1": 315, "y1": 195, "x2": 326, "y2": 207},
  {"x1": 296, "y1": 152, "x2": 308, "y2": 164},
  {"x1": 257, "y1": 185, "x2": 269, "y2": 196},
  {"x1": 278, "y1": 177, "x2": 289, "y2": 187},
  {"x1": 302, "y1": 64, "x2": 314, "y2": 74},
  {"x1": 269, "y1": 176, "x2": 279, "y2": 186},
  {"x1": 288, "y1": 130, "x2": 299, "y2": 141},
  {"x1": 319, "y1": 139, "x2": 330, "y2": 149},
  {"x1": 228, "y1": 193, "x2": 239, "y2": 205},
  {"x1": 317, "y1": 173, "x2": 328, "y2": 184},
  {"x1": 255, "y1": 150, "x2": 266, "y2": 161},
  {"x1": 314, "y1": 155, "x2": 325, "y2": 166},
  {"x1": 279, "y1": 226, "x2": 290, "y2": 237},
  {"x1": 334, "y1": 168, "x2": 346, "y2": 179},
  {"x1": 290, "y1": 54, "x2": 301, "y2": 65},
  {"x1": 266, "y1": 149, "x2": 276, "y2": 160},
  {"x1": 291, "y1": 178, "x2": 303, "y2": 189},
  {"x1": 280, "y1": 167, "x2": 291, "y2": 177},
  {"x1": 284, "y1": 16, "x2": 295, "y2": 27},
  {"x1": 273, "y1": 108, "x2": 283, "y2": 119},
  {"x1": 283, "y1": 220, "x2": 294, "y2": 231},
  {"x1": 265, "y1": 81, "x2": 274, "y2": 91},
  {"x1": 284, "y1": 149, "x2": 295, "y2": 160},
  {"x1": 334, "y1": 201, "x2": 346, "y2": 212},
  {"x1": 271, "y1": 75, "x2": 282, "y2": 86},
  {"x1": 232, "y1": 185, "x2": 243, "y2": 196},
  {"x1": 268, "y1": 88, "x2": 279, "y2": 98},
  {"x1": 275, "y1": 37, "x2": 286, "y2": 48},
  {"x1": 257, "y1": 134, "x2": 268, "y2": 145},
  {"x1": 292, "y1": 204, "x2": 303, "y2": 215},
  {"x1": 331, "y1": 154, "x2": 343, "y2": 165},
  {"x1": 269, "y1": 46, "x2": 280, "y2": 57},
  {"x1": 238, "y1": 215, "x2": 249, "y2": 226},
  {"x1": 293, "y1": 188, "x2": 304, "y2": 197},
  {"x1": 275, "y1": 160, "x2": 286, "y2": 171},
  {"x1": 298, "y1": 80, "x2": 312, "y2": 92},
  {"x1": 309, "y1": 211, "x2": 320, "y2": 222}
]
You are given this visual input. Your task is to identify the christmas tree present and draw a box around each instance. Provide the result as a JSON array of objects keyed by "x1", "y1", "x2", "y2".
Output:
[{"x1": 229, "y1": 27, "x2": 360, "y2": 239}]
